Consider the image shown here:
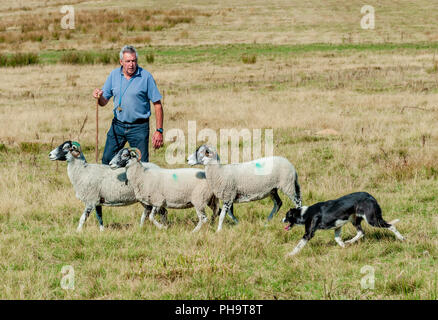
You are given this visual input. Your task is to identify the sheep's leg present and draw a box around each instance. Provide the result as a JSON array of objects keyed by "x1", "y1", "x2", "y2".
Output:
[
  {"x1": 149, "y1": 206, "x2": 167, "y2": 230},
  {"x1": 208, "y1": 198, "x2": 238, "y2": 224},
  {"x1": 293, "y1": 173, "x2": 302, "y2": 208},
  {"x1": 192, "y1": 207, "x2": 208, "y2": 233},
  {"x1": 215, "y1": 205, "x2": 238, "y2": 224},
  {"x1": 140, "y1": 205, "x2": 168, "y2": 227},
  {"x1": 77, "y1": 205, "x2": 94, "y2": 232},
  {"x1": 158, "y1": 207, "x2": 168, "y2": 225},
  {"x1": 95, "y1": 206, "x2": 104, "y2": 232},
  {"x1": 267, "y1": 189, "x2": 282, "y2": 221},
  {"x1": 283, "y1": 174, "x2": 303, "y2": 209},
  {"x1": 227, "y1": 203, "x2": 239, "y2": 224},
  {"x1": 208, "y1": 198, "x2": 219, "y2": 224},
  {"x1": 140, "y1": 205, "x2": 152, "y2": 228},
  {"x1": 217, "y1": 201, "x2": 233, "y2": 232}
]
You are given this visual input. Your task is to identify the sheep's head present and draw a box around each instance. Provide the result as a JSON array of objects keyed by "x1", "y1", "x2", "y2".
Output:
[
  {"x1": 49, "y1": 141, "x2": 84, "y2": 161},
  {"x1": 187, "y1": 144, "x2": 219, "y2": 166},
  {"x1": 109, "y1": 148, "x2": 141, "y2": 169}
]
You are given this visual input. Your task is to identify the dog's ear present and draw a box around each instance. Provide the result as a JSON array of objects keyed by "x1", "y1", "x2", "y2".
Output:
[
  {"x1": 284, "y1": 209, "x2": 294, "y2": 221},
  {"x1": 292, "y1": 208, "x2": 301, "y2": 219}
]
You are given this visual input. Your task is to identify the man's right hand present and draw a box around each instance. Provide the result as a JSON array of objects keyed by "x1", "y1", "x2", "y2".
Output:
[
  {"x1": 93, "y1": 88, "x2": 103, "y2": 99},
  {"x1": 93, "y1": 89, "x2": 108, "y2": 106}
]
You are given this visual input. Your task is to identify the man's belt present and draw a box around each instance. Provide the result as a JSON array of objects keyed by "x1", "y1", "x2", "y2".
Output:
[{"x1": 113, "y1": 117, "x2": 149, "y2": 125}]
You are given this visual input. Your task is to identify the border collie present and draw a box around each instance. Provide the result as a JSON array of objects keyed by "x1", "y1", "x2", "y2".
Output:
[{"x1": 282, "y1": 192, "x2": 405, "y2": 256}]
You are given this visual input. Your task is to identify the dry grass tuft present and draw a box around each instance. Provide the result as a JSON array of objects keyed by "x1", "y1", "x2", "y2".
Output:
[
  {"x1": 0, "y1": 7, "x2": 201, "y2": 51},
  {"x1": 0, "y1": 52, "x2": 39, "y2": 67},
  {"x1": 60, "y1": 51, "x2": 119, "y2": 65},
  {"x1": 241, "y1": 53, "x2": 257, "y2": 64}
]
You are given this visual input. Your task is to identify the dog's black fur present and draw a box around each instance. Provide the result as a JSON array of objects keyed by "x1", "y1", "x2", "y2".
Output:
[{"x1": 283, "y1": 192, "x2": 404, "y2": 255}]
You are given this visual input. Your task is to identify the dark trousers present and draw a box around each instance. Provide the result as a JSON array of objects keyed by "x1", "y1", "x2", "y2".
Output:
[{"x1": 102, "y1": 118, "x2": 149, "y2": 165}]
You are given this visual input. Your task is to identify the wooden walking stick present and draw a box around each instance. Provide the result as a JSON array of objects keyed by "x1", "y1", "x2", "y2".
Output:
[{"x1": 95, "y1": 95, "x2": 99, "y2": 163}]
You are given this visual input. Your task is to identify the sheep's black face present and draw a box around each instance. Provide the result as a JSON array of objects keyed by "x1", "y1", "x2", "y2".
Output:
[
  {"x1": 283, "y1": 208, "x2": 301, "y2": 231},
  {"x1": 49, "y1": 141, "x2": 72, "y2": 161},
  {"x1": 49, "y1": 141, "x2": 84, "y2": 161},
  {"x1": 109, "y1": 148, "x2": 134, "y2": 169}
]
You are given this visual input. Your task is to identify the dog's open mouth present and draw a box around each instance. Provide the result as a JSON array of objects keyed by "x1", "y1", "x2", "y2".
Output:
[{"x1": 284, "y1": 223, "x2": 292, "y2": 231}]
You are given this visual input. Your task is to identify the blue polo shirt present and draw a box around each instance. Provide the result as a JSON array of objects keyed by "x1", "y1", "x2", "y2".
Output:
[{"x1": 101, "y1": 66, "x2": 162, "y2": 123}]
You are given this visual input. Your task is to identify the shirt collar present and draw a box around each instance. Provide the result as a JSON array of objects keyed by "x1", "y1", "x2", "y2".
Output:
[{"x1": 120, "y1": 66, "x2": 141, "y2": 77}]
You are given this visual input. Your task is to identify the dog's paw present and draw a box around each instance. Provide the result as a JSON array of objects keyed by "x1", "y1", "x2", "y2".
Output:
[
  {"x1": 335, "y1": 238, "x2": 346, "y2": 248},
  {"x1": 286, "y1": 250, "x2": 300, "y2": 258}
]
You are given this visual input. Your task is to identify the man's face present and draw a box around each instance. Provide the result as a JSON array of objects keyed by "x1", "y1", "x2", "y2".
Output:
[{"x1": 120, "y1": 52, "x2": 137, "y2": 76}]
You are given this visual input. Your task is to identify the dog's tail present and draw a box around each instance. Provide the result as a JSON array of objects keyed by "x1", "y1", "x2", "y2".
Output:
[{"x1": 366, "y1": 200, "x2": 392, "y2": 228}]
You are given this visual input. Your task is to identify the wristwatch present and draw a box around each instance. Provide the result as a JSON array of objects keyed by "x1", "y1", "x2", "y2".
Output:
[{"x1": 156, "y1": 128, "x2": 163, "y2": 134}]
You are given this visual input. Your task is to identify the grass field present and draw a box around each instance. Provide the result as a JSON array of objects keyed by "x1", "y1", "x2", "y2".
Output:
[{"x1": 0, "y1": 0, "x2": 437, "y2": 299}]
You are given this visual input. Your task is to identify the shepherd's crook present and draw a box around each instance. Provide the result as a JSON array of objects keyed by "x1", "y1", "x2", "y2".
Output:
[{"x1": 95, "y1": 95, "x2": 99, "y2": 163}]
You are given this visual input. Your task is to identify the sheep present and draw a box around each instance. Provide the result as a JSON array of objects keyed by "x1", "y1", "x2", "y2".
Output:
[
  {"x1": 48, "y1": 141, "x2": 167, "y2": 232},
  {"x1": 187, "y1": 144, "x2": 302, "y2": 232},
  {"x1": 109, "y1": 147, "x2": 236, "y2": 232}
]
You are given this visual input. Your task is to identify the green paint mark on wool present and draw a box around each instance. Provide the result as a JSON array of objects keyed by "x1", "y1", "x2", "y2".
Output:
[{"x1": 172, "y1": 173, "x2": 178, "y2": 181}]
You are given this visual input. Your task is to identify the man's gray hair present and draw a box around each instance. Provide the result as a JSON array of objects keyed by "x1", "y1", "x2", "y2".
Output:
[{"x1": 119, "y1": 45, "x2": 138, "y2": 60}]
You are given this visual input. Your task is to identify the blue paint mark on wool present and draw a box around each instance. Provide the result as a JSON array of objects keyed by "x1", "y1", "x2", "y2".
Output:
[{"x1": 255, "y1": 162, "x2": 265, "y2": 175}]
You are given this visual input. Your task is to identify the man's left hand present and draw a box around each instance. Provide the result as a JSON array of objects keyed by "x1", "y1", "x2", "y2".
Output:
[{"x1": 152, "y1": 131, "x2": 163, "y2": 149}]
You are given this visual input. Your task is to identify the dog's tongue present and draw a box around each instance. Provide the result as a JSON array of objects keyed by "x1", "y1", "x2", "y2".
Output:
[{"x1": 284, "y1": 224, "x2": 291, "y2": 231}]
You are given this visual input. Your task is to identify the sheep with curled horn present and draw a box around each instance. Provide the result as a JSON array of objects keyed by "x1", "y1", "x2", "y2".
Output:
[
  {"x1": 187, "y1": 144, "x2": 302, "y2": 232},
  {"x1": 49, "y1": 141, "x2": 167, "y2": 231}
]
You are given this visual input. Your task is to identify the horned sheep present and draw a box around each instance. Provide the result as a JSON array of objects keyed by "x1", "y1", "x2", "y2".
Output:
[
  {"x1": 49, "y1": 141, "x2": 166, "y2": 231},
  {"x1": 187, "y1": 144, "x2": 302, "y2": 232},
  {"x1": 109, "y1": 147, "x2": 236, "y2": 232}
]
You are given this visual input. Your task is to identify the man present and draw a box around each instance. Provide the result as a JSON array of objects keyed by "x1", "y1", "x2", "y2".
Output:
[{"x1": 93, "y1": 45, "x2": 163, "y2": 164}]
